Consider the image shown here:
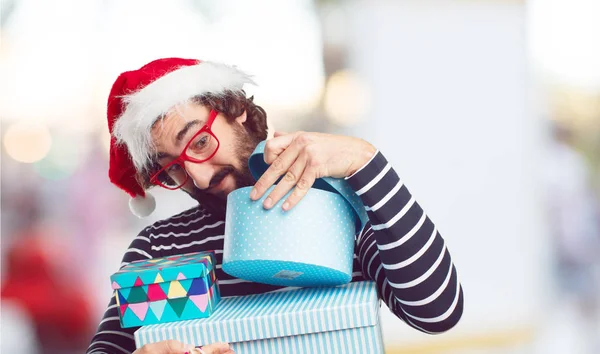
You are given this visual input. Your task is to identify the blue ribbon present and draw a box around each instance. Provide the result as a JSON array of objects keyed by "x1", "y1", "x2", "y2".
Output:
[{"x1": 222, "y1": 140, "x2": 368, "y2": 287}]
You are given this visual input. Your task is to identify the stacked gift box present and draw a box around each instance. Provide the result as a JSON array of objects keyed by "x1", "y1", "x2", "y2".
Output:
[
  {"x1": 111, "y1": 251, "x2": 384, "y2": 354},
  {"x1": 135, "y1": 280, "x2": 384, "y2": 353},
  {"x1": 110, "y1": 252, "x2": 220, "y2": 328}
]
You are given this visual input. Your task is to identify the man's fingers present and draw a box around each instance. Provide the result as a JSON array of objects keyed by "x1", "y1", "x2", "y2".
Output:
[
  {"x1": 163, "y1": 340, "x2": 187, "y2": 353},
  {"x1": 262, "y1": 133, "x2": 296, "y2": 165},
  {"x1": 138, "y1": 339, "x2": 186, "y2": 354},
  {"x1": 252, "y1": 139, "x2": 302, "y2": 201},
  {"x1": 273, "y1": 131, "x2": 288, "y2": 137},
  {"x1": 282, "y1": 167, "x2": 317, "y2": 211},
  {"x1": 135, "y1": 341, "x2": 233, "y2": 354},
  {"x1": 198, "y1": 342, "x2": 232, "y2": 353},
  {"x1": 263, "y1": 155, "x2": 307, "y2": 209}
]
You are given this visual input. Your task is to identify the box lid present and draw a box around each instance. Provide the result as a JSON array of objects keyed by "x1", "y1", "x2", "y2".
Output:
[
  {"x1": 135, "y1": 281, "x2": 380, "y2": 344},
  {"x1": 111, "y1": 251, "x2": 215, "y2": 290}
]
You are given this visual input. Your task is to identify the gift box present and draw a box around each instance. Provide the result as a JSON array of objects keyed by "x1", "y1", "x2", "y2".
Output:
[
  {"x1": 134, "y1": 281, "x2": 384, "y2": 353},
  {"x1": 110, "y1": 251, "x2": 221, "y2": 328},
  {"x1": 222, "y1": 140, "x2": 370, "y2": 288}
]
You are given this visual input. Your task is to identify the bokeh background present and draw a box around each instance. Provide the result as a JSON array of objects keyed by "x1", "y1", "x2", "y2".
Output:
[{"x1": 1, "y1": 0, "x2": 599, "y2": 353}]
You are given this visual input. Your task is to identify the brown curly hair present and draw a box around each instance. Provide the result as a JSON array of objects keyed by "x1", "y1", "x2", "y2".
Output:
[{"x1": 136, "y1": 90, "x2": 268, "y2": 189}]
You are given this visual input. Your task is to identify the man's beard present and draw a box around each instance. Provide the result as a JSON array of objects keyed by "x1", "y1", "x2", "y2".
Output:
[{"x1": 185, "y1": 123, "x2": 262, "y2": 215}]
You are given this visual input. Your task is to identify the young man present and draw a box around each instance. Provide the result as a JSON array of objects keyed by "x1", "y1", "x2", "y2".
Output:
[{"x1": 87, "y1": 58, "x2": 464, "y2": 354}]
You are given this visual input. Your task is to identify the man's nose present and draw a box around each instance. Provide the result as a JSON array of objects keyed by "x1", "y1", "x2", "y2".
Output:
[{"x1": 184, "y1": 161, "x2": 213, "y2": 190}]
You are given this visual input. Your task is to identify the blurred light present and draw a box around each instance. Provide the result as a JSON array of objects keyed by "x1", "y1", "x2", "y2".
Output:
[
  {"x1": 99, "y1": 0, "x2": 210, "y2": 87},
  {"x1": 320, "y1": 4, "x2": 349, "y2": 47},
  {"x1": 550, "y1": 88, "x2": 600, "y2": 129},
  {"x1": 0, "y1": 0, "x2": 98, "y2": 125},
  {"x1": 2, "y1": 0, "x2": 325, "y2": 136},
  {"x1": 323, "y1": 70, "x2": 371, "y2": 126},
  {"x1": 530, "y1": 0, "x2": 600, "y2": 91},
  {"x1": 3, "y1": 122, "x2": 52, "y2": 163},
  {"x1": 33, "y1": 134, "x2": 89, "y2": 180},
  {"x1": 206, "y1": 0, "x2": 325, "y2": 118}
]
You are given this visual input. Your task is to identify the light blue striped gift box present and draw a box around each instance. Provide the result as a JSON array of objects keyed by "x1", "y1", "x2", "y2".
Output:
[{"x1": 134, "y1": 281, "x2": 384, "y2": 353}]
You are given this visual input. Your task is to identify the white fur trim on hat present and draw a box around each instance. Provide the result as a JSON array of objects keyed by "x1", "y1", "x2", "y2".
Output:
[
  {"x1": 128, "y1": 193, "x2": 156, "y2": 218},
  {"x1": 112, "y1": 61, "x2": 255, "y2": 172}
]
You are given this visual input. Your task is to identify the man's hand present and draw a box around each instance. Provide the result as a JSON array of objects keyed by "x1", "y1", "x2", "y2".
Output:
[
  {"x1": 250, "y1": 131, "x2": 376, "y2": 211},
  {"x1": 133, "y1": 340, "x2": 234, "y2": 354}
]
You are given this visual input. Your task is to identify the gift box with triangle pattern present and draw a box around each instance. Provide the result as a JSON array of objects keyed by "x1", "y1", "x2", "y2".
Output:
[{"x1": 110, "y1": 251, "x2": 221, "y2": 328}]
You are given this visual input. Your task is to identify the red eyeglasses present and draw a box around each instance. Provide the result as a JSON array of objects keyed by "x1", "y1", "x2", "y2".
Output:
[{"x1": 149, "y1": 110, "x2": 220, "y2": 190}]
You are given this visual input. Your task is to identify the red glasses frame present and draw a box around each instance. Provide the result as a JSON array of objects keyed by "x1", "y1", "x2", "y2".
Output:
[{"x1": 149, "y1": 109, "x2": 220, "y2": 190}]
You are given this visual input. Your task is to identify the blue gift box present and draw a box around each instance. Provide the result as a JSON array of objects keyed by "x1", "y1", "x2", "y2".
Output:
[
  {"x1": 222, "y1": 140, "x2": 370, "y2": 288},
  {"x1": 110, "y1": 251, "x2": 221, "y2": 328},
  {"x1": 134, "y1": 281, "x2": 384, "y2": 353}
]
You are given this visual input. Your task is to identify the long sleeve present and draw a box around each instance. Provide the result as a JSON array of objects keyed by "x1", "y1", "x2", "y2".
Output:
[
  {"x1": 347, "y1": 150, "x2": 464, "y2": 334},
  {"x1": 86, "y1": 229, "x2": 154, "y2": 354}
]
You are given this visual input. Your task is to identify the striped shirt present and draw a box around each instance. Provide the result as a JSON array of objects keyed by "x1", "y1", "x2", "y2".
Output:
[{"x1": 87, "y1": 151, "x2": 464, "y2": 353}]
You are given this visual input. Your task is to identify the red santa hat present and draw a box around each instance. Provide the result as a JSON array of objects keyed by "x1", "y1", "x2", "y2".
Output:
[{"x1": 106, "y1": 57, "x2": 259, "y2": 217}]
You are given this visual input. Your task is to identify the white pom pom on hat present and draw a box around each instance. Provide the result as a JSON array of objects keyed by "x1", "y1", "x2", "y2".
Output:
[{"x1": 128, "y1": 193, "x2": 156, "y2": 218}]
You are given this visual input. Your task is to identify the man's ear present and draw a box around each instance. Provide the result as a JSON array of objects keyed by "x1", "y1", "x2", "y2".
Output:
[
  {"x1": 235, "y1": 109, "x2": 274, "y2": 139},
  {"x1": 235, "y1": 110, "x2": 247, "y2": 124}
]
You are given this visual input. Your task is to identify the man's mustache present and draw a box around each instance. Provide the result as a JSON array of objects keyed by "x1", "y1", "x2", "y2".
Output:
[{"x1": 208, "y1": 166, "x2": 235, "y2": 189}]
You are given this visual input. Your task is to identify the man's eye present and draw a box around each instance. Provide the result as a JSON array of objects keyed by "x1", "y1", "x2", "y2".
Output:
[
  {"x1": 167, "y1": 164, "x2": 182, "y2": 172},
  {"x1": 195, "y1": 135, "x2": 209, "y2": 148}
]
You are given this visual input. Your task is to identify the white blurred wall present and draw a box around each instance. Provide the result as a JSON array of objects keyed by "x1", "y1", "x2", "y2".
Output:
[{"x1": 344, "y1": 0, "x2": 549, "y2": 348}]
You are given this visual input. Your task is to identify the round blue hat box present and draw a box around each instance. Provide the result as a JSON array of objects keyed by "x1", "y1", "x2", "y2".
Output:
[
  {"x1": 221, "y1": 140, "x2": 368, "y2": 288},
  {"x1": 222, "y1": 185, "x2": 359, "y2": 287},
  {"x1": 223, "y1": 187, "x2": 356, "y2": 287}
]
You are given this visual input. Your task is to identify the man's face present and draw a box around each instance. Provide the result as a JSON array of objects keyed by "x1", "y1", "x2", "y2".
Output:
[{"x1": 150, "y1": 102, "x2": 260, "y2": 203}]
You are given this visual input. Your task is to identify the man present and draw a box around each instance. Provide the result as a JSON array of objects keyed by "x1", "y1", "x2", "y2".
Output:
[{"x1": 87, "y1": 58, "x2": 464, "y2": 354}]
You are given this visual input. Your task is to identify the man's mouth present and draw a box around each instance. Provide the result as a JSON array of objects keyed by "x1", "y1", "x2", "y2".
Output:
[
  {"x1": 207, "y1": 167, "x2": 234, "y2": 194},
  {"x1": 208, "y1": 175, "x2": 228, "y2": 194}
]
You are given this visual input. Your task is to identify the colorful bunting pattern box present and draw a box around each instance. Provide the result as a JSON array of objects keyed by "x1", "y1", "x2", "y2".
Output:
[{"x1": 110, "y1": 251, "x2": 221, "y2": 328}]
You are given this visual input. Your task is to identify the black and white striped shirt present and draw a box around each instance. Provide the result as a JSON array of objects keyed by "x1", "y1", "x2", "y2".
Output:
[{"x1": 87, "y1": 151, "x2": 464, "y2": 353}]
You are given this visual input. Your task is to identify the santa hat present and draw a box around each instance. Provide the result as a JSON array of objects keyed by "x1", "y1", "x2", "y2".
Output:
[{"x1": 107, "y1": 57, "x2": 266, "y2": 217}]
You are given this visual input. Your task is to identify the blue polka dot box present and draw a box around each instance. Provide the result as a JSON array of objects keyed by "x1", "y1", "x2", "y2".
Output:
[
  {"x1": 109, "y1": 251, "x2": 221, "y2": 328},
  {"x1": 221, "y1": 140, "x2": 369, "y2": 288}
]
